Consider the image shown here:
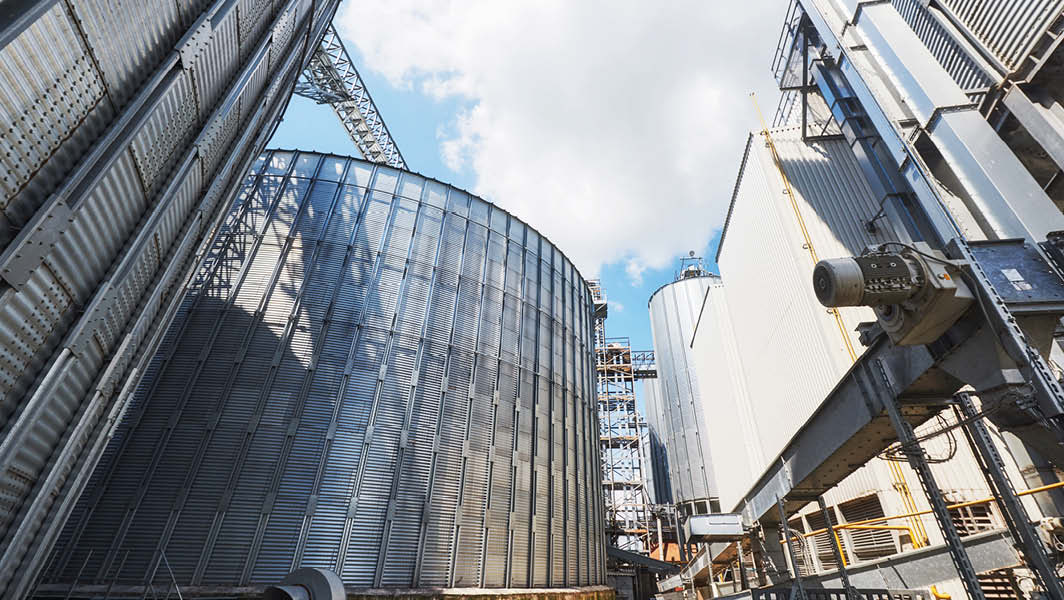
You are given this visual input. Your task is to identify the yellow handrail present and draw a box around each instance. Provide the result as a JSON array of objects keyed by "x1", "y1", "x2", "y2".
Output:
[
  {"x1": 930, "y1": 586, "x2": 952, "y2": 600},
  {"x1": 793, "y1": 479, "x2": 1064, "y2": 539}
]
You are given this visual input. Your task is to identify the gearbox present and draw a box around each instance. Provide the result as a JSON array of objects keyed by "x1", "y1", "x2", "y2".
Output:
[{"x1": 813, "y1": 242, "x2": 974, "y2": 345}]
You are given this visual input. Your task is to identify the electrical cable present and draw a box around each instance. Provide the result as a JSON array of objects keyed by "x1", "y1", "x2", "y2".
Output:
[{"x1": 879, "y1": 401, "x2": 1003, "y2": 463}]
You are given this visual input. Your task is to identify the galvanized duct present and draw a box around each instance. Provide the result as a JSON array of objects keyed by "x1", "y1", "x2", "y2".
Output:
[
  {"x1": 43, "y1": 151, "x2": 605, "y2": 591},
  {"x1": 937, "y1": 0, "x2": 1064, "y2": 75},
  {"x1": 0, "y1": 1, "x2": 336, "y2": 597},
  {"x1": 890, "y1": 0, "x2": 996, "y2": 101}
]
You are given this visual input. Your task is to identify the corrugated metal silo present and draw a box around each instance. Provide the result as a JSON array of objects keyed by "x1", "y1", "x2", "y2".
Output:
[
  {"x1": 42, "y1": 150, "x2": 606, "y2": 593},
  {"x1": 647, "y1": 271, "x2": 717, "y2": 514},
  {"x1": 0, "y1": 2, "x2": 337, "y2": 596},
  {"x1": 641, "y1": 378, "x2": 672, "y2": 505}
]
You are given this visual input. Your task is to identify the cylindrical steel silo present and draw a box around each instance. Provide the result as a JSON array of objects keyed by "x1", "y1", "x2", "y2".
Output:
[
  {"x1": 0, "y1": 2, "x2": 339, "y2": 595},
  {"x1": 641, "y1": 378, "x2": 672, "y2": 505},
  {"x1": 43, "y1": 150, "x2": 605, "y2": 593},
  {"x1": 647, "y1": 269, "x2": 717, "y2": 516}
]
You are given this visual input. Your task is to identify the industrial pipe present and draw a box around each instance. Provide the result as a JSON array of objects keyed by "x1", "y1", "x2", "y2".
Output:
[{"x1": 264, "y1": 568, "x2": 344, "y2": 600}]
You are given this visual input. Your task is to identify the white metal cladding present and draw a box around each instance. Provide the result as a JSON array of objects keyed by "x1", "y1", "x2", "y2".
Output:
[
  {"x1": 712, "y1": 127, "x2": 1013, "y2": 529},
  {"x1": 44, "y1": 151, "x2": 606, "y2": 591},
  {"x1": 647, "y1": 275, "x2": 717, "y2": 508},
  {"x1": 688, "y1": 281, "x2": 760, "y2": 513},
  {"x1": 0, "y1": 1, "x2": 337, "y2": 597},
  {"x1": 714, "y1": 126, "x2": 901, "y2": 508},
  {"x1": 937, "y1": 0, "x2": 1064, "y2": 74},
  {"x1": 641, "y1": 378, "x2": 672, "y2": 505}
]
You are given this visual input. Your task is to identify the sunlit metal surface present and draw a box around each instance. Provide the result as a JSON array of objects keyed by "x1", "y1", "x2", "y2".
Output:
[
  {"x1": 0, "y1": 1, "x2": 340, "y2": 596},
  {"x1": 44, "y1": 151, "x2": 605, "y2": 591},
  {"x1": 296, "y1": 25, "x2": 407, "y2": 169}
]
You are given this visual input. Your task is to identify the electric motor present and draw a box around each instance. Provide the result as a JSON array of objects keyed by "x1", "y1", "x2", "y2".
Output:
[
  {"x1": 813, "y1": 251, "x2": 923, "y2": 307},
  {"x1": 812, "y1": 243, "x2": 973, "y2": 346}
]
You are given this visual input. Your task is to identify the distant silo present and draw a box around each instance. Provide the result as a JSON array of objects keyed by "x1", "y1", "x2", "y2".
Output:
[
  {"x1": 646, "y1": 267, "x2": 718, "y2": 516},
  {"x1": 641, "y1": 378, "x2": 672, "y2": 505},
  {"x1": 43, "y1": 151, "x2": 605, "y2": 593}
]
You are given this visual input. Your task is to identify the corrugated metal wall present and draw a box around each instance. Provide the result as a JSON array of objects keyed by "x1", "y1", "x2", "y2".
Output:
[
  {"x1": 890, "y1": 0, "x2": 996, "y2": 101},
  {"x1": 641, "y1": 378, "x2": 672, "y2": 505},
  {"x1": 937, "y1": 0, "x2": 1064, "y2": 74},
  {"x1": 0, "y1": 1, "x2": 335, "y2": 597},
  {"x1": 43, "y1": 151, "x2": 605, "y2": 591},
  {"x1": 707, "y1": 126, "x2": 1025, "y2": 547},
  {"x1": 647, "y1": 275, "x2": 717, "y2": 511},
  {"x1": 715, "y1": 126, "x2": 899, "y2": 482}
]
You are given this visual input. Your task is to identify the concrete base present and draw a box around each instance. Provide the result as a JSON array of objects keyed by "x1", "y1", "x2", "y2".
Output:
[{"x1": 32, "y1": 583, "x2": 616, "y2": 600}]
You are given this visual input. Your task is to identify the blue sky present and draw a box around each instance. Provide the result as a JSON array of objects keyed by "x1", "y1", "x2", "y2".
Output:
[
  {"x1": 269, "y1": 70, "x2": 724, "y2": 357},
  {"x1": 269, "y1": 0, "x2": 781, "y2": 361}
]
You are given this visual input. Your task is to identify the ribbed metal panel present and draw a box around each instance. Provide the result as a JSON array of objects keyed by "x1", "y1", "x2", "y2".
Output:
[
  {"x1": 707, "y1": 127, "x2": 1006, "y2": 534},
  {"x1": 0, "y1": 3, "x2": 113, "y2": 229},
  {"x1": 0, "y1": 1, "x2": 339, "y2": 596},
  {"x1": 640, "y1": 378, "x2": 672, "y2": 505},
  {"x1": 71, "y1": 0, "x2": 183, "y2": 108},
  {"x1": 45, "y1": 151, "x2": 604, "y2": 590},
  {"x1": 713, "y1": 127, "x2": 901, "y2": 509},
  {"x1": 647, "y1": 274, "x2": 717, "y2": 510},
  {"x1": 890, "y1": 0, "x2": 996, "y2": 99},
  {"x1": 938, "y1": 0, "x2": 1064, "y2": 74}
]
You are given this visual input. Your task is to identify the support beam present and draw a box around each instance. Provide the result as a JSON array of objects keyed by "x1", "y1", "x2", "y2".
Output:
[
  {"x1": 732, "y1": 334, "x2": 955, "y2": 525},
  {"x1": 1001, "y1": 85, "x2": 1064, "y2": 174},
  {"x1": 803, "y1": 529, "x2": 1018, "y2": 590},
  {"x1": 957, "y1": 394, "x2": 1064, "y2": 599},
  {"x1": 295, "y1": 25, "x2": 407, "y2": 169}
]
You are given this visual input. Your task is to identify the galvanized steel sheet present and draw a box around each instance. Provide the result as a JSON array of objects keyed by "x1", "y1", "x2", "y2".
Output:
[
  {"x1": 45, "y1": 151, "x2": 605, "y2": 590},
  {"x1": 0, "y1": 0, "x2": 337, "y2": 596},
  {"x1": 647, "y1": 274, "x2": 717, "y2": 511},
  {"x1": 938, "y1": 0, "x2": 1064, "y2": 74}
]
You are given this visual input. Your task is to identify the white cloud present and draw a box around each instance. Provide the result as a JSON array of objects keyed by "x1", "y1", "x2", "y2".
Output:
[
  {"x1": 337, "y1": 0, "x2": 783, "y2": 278},
  {"x1": 609, "y1": 300, "x2": 625, "y2": 314}
]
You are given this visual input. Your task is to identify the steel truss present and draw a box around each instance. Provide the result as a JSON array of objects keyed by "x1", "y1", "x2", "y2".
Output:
[
  {"x1": 294, "y1": 25, "x2": 406, "y2": 169},
  {"x1": 590, "y1": 281, "x2": 663, "y2": 556}
]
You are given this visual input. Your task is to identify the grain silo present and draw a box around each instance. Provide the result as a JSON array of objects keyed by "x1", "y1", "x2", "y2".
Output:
[
  {"x1": 641, "y1": 378, "x2": 672, "y2": 505},
  {"x1": 41, "y1": 151, "x2": 606, "y2": 594},
  {"x1": 646, "y1": 265, "x2": 718, "y2": 517},
  {"x1": 0, "y1": 2, "x2": 339, "y2": 596}
]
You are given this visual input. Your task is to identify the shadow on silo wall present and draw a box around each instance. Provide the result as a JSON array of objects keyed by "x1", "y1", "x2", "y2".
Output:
[{"x1": 38, "y1": 151, "x2": 606, "y2": 594}]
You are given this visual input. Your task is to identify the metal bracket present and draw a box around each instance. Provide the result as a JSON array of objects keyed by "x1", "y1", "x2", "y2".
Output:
[
  {"x1": 0, "y1": 199, "x2": 72, "y2": 288},
  {"x1": 177, "y1": 17, "x2": 213, "y2": 69},
  {"x1": 873, "y1": 359, "x2": 987, "y2": 600},
  {"x1": 956, "y1": 393, "x2": 1064, "y2": 600}
]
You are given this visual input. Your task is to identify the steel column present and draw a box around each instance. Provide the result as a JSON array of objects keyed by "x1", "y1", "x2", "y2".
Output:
[
  {"x1": 873, "y1": 360, "x2": 985, "y2": 600},
  {"x1": 956, "y1": 393, "x2": 1064, "y2": 600}
]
